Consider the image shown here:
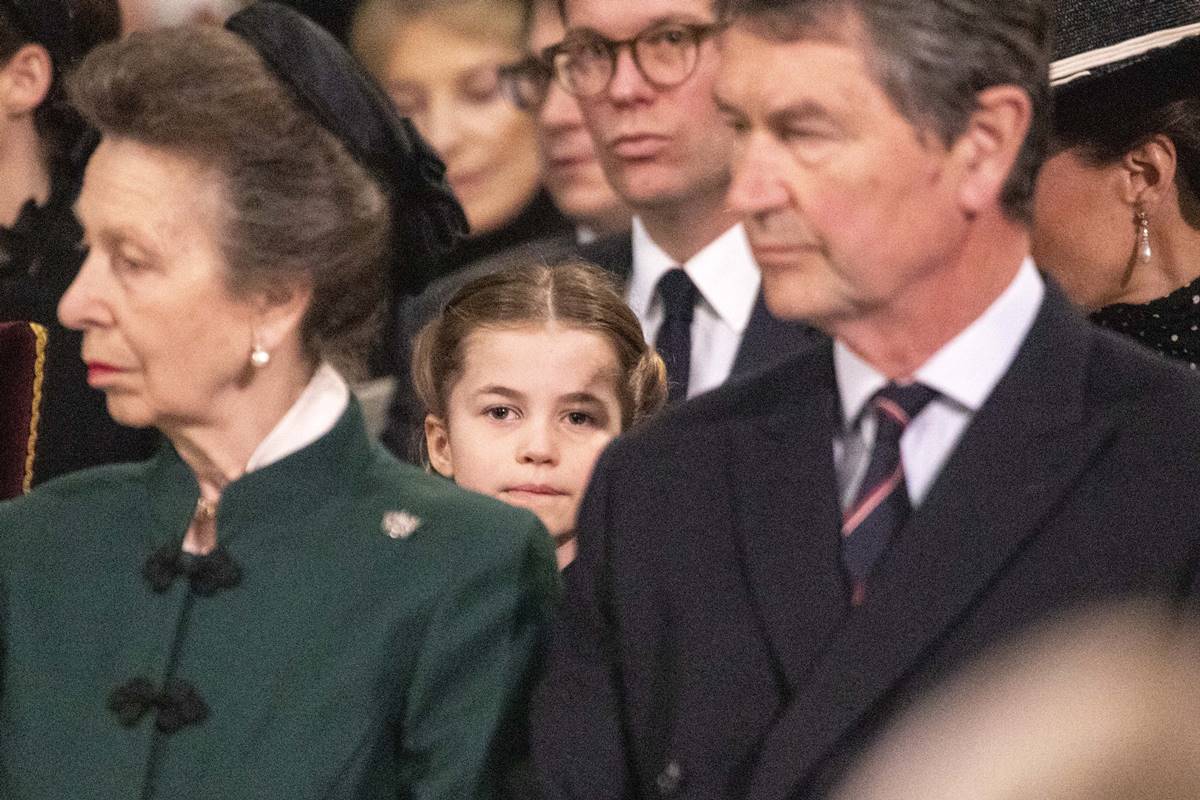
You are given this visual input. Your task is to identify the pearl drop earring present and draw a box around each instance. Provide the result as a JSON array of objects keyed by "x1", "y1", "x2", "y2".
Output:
[
  {"x1": 1136, "y1": 210, "x2": 1152, "y2": 264},
  {"x1": 250, "y1": 342, "x2": 271, "y2": 368}
]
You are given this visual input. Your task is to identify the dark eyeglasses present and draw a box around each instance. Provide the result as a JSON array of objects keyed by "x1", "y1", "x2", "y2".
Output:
[
  {"x1": 499, "y1": 54, "x2": 555, "y2": 112},
  {"x1": 542, "y1": 21, "x2": 725, "y2": 99}
]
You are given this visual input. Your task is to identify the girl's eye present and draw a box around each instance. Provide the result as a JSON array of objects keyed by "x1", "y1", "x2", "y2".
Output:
[
  {"x1": 485, "y1": 406, "x2": 515, "y2": 421},
  {"x1": 565, "y1": 411, "x2": 595, "y2": 426}
]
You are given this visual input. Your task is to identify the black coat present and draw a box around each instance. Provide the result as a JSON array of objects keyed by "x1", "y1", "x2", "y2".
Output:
[{"x1": 529, "y1": 283, "x2": 1200, "y2": 800}]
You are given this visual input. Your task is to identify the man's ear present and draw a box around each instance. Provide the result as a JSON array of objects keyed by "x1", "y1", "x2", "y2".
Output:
[
  {"x1": 952, "y1": 85, "x2": 1033, "y2": 215},
  {"x1": 0, "y1": 43, "x2": 53, "y2": 116},
  {"x1": 424, "y1": 414, "x2": 454, "y2": 478},
  {"x1": 251, "y1": 280, "x2": 313, "y2": 357},
  {"x1": 1118, "y1": 133, "x2": 1177, "y2": 212}
]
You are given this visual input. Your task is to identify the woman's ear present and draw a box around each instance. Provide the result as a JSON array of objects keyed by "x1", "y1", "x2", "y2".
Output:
[
  {"x1": 0, "y1": 43, "x2": 53, "y2": 116},
  {"x1": 1120, "y1": 133, "x2": 1177, "y2": 212},
  {"x1": 952, "y1": 84, "x2": 1033, "y2": 216},
  {"x1": 424, "y1": 414, "x2": 454, "y2": 479},
  {"x1": 251, "y1": 280, "x2": 313, "y2": 356}
]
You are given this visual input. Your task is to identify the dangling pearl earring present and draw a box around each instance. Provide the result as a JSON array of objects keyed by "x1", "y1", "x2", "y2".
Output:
[
  {"x1": 1136, "y1": 210, "x2": 1152, "y2": 264},
  {"x1": 250, "y1": 342, "x2": 271, "y2": 368}
]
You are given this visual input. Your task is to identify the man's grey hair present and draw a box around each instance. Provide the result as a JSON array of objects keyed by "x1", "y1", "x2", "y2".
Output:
[{"x1": 716, "y1": 0, "x2": 1050, "y2": 224}]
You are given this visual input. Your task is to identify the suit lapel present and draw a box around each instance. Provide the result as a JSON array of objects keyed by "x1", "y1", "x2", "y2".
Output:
[
  {"x1": 733, "y1": 292, "x2": 822, "y2": 379},
  {"x1": 749, "y1": 288, "x2": 1126, "y2": 800},
  {"x1": 577, "y1": 233, "x2": 633, "y2": 284},
  {"x1": 730, "y1": 343, "x2": 849, "y2": 691}
]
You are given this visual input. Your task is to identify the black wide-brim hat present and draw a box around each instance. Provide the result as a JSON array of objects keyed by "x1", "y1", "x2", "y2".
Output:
[
  {"x1": 1051, "y1": 0, "x2": 1200, "y2": 90},
  {"x1": 226, "y1": 2, "x2": 468, "y2": 298}
]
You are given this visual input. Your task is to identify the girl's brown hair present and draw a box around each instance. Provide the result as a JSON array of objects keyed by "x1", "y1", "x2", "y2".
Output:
[{"x1": 413, "y1": 261, "x2": 667, "y2": 430}]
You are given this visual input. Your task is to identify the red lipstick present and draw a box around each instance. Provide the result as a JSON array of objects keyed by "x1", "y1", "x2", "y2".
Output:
[{"x1": 85, "y1": 361, "x2": 123, "y2": 386}]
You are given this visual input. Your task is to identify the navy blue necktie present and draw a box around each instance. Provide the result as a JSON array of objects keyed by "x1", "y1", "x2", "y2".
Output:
[
  {"x1": 841, "y1": 382, "x2": 937, "y2": 606},
  {"x1": 654, "y1": 269, "x2": 699, "y2": 405}
]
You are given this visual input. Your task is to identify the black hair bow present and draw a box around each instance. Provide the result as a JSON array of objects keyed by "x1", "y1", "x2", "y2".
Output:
[
  {"x1": 143, "y1": 544, "x2": 242, "y2": 597},
  {"x1": 226, "y1": 2, "x2": 469, "y2": 298},
  {"x1": 109, "y1": 676, "x2": 209, "y2": 734}
]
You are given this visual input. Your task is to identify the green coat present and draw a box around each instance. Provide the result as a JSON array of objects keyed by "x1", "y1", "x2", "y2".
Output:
[{"x1": 0, "y1": 401, "x2": 558, "y2": 799}]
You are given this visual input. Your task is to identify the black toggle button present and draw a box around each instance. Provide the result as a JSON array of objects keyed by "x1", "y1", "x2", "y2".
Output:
[
  {"x1": 143, "y1": 544, "x2": 241, "y2": 596},
  {"x1": 108, "y1": 676, "x2": 209, "y2": 734}
]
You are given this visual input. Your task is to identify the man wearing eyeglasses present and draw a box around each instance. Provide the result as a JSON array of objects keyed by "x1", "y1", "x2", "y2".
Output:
[
  {"x1": 533, "y1": 0, "x2": 813, "y2": 406},
  {"x1": 501, "y1": 0, "x2": 630, "y2": 243}
]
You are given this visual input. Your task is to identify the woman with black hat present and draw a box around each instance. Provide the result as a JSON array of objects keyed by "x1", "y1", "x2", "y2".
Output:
[
  {"x1": 0, "y1": 4, "x2": 556, "y2": 797},
  {"x1": 0, "y1": 0, "x2": 160, "y2": 485},
  {"x1": 1033, "y1": 0, "x2": 1200, "y2": 367}
]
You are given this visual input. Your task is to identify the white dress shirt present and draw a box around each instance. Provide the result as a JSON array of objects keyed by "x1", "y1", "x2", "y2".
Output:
[
  {"x1": 625, "y1": 217, "x2": 762, "y2": 398},
  {"x1": 833, "y1": 258, "x2": 1045, "y2": 510},
  {"x1": 245, "y1": 363, "x2": 350, "y2": 472}
]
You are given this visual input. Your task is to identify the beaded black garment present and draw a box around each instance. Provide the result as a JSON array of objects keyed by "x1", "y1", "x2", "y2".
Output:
[{"x1": 1090, "y1": 275, "x2": 1200, "y2": 371}]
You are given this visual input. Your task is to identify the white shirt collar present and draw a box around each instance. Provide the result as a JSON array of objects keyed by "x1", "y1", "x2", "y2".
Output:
[
  {"x1": 626, "y1": 216, "x2": 761, "y2": 334},
  {"x1": 835, "y1": 257, "x2": 1045, "y2": 427},
  {"x1": 244, "y1": 363, "x2": 351, "y2": 472}
]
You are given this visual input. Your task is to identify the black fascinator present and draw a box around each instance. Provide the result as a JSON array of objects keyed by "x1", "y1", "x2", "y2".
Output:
[{"x1": 226, "y1": 2, "x2": 468, "y2": 298}]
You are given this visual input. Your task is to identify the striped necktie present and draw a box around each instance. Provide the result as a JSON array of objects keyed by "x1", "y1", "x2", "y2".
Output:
[{"x1": 841, "y1": 382, "x2": 937, "y2": 606}]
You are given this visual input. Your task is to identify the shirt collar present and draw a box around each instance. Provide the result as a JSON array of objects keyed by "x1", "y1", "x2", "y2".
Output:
[
  {"x1": 834, "y1": 257, "x2": 1045, "y2": 427},
  {"x1": 245, "y1": 362, "x2": 351, "y2": 472},
  {"x1": 626, "y1": 216, "x2": 761, "y2": 333}
]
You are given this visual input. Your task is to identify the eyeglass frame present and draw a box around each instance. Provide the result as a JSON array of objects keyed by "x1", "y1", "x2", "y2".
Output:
[
  {"x1": 541, "y1": 21, "x2": 726, "y2": 99},
  {"x1": 498, "y1": 54, "x2": 555, "y2": 112}
]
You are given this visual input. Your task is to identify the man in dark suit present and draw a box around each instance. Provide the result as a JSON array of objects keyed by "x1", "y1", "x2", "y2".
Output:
[
  {"x1": 529, "y1": 1, "x2": 1200, "y2": 799},
  {"x1": 546, "y1": 0, "x2": 813, "y2": 404},
  {"x1": 381, "y1": 0, "x2": 813, "y2": 460}
]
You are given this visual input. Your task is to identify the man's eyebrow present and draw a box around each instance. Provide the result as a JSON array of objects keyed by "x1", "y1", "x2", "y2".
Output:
[
  {"x1": 568, "y1": 14, "x2": 714, "y2": 38},
  {"x1": 768, "y1": 99, "x2": 837, "y2": 125}
]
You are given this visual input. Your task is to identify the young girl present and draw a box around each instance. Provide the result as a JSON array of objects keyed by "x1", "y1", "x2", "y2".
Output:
[{"x1": 414, "y1": 261, "x2": 667, "y2": 568}]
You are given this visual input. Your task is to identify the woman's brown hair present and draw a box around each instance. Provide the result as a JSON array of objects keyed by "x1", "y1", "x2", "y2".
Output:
[
  {"x1": 351, "y1": 0, "x2": 525, "y2": 82},
  {"x1": 67, "y1": 25, "x2": 390, "y2": 377},
  {"x1": 413, "y1": 261, "x2": 667, "y2": 432}
]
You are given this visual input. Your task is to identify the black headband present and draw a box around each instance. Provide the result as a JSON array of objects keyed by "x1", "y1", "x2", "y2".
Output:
[
  {"x1": 225, "y1": 2, "x2": 468, "y2": 297},
  {"x1": 0, "y1": 0, "x2": 83, "y2": 70}
]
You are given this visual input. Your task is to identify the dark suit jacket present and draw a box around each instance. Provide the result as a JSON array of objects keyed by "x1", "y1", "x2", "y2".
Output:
[
  {"x1": 381, "y1": 232, "x2": 816, "y2": 461},
  {"x1": 575, "y1": 235, "x2": 816, "y2": 378},
  {"x1": 529, "y1": 284, "x2": 1200, "y2": 800}
]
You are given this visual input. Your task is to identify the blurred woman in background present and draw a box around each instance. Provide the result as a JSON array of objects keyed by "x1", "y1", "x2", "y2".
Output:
[
  {"x1": 352, "y1": 0, "x2": 572, "y2": 291},
  {"x1": 1033, "y1": 1, "x2": 1200, "y2": 367}
]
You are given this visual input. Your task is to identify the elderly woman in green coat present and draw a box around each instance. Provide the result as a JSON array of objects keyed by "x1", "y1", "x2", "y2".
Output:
[{"x1": 0, "y1": 4, "x2": 556, "y2": 798}]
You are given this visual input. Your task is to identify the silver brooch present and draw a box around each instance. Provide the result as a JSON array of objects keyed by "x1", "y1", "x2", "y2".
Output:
[{"x1": 381, "y1": 510, "x2": 421, "y2": 540}]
